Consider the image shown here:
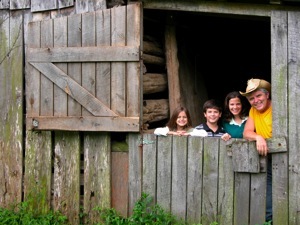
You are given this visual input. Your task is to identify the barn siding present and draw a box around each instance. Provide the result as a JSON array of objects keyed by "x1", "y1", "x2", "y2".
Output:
[
  {"x1": 287, "y1": 11, "x2": 300, "y2": 225},
  {"x1": 0, "y1": 9, "x2": 23, "y2": 207},
  {"x1": 271, "y1": 10, "x2": 289, "y2": 225}
]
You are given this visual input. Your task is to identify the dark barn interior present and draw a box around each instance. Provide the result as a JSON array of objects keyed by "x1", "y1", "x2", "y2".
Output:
[{"x1": 143, "y1": 9, "x2": 271, "y2": 128}]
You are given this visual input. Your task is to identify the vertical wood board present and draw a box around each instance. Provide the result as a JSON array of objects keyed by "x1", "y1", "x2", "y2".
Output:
[
  {"x1": 249, "y1": 173, "x2": 267, "y2": 225},
  {"x1": 96, "y1": 9, "x2": 111, "y2": 107},
  {"x1": 234, "y1": 173, "x2": 250, "y2": 225},
  {"x1": 52, "y1": 131, "x2": 80, "y2": 224},
  {"x1": 84, "y1": 132, "x2": 111, "y2": 223},
  {"x1": 186, "y1": 137, "x2": 203, "y2": 223},
  {"x1": 287, "y1": 10, "x2": 300, "y2": 225},
  {"x1": 156, "y1": 135, "x2": 172, "y2": 211},
  {"x1": 202, "y1": 138, "x2": 219, "y2": 223},
  {"x1": 142, "y1": 134, "x2": 157, "y2": 202},
  {"x1": 218, "y1": 140, "x2": 234, "y2": 225},
  {"x1": 82, "y1": 11, "x2": 96, "y2": 116},
  {"x1": 24, "y1": 131, "x2": 52, "y2": 213},
  {"x1": 126, "y1": 3, "x2": 142, "y2": 117},
  {"x1": 53, "y1": 16, "x2": 68, "y2": 116},
  {"x1": 171, "y1": 136, "x2": 187, "y2": 220},
  {"x1": 0, "y1": 10, "x2": 23, "y2": 207},
  {"x1": 67, "y1": 13, "x2": 82, "y2": 116},
  {"x1": 112, "y1": 151, "x2": 129, "y2": 217},
  {"x1": 128, "y1": 133, "x2": 142, "y2": 214},
  {"x1": 40, "y1": 19, "x2": 54, "y2": 116},
  {"x1": 271, "y1": 10, "x2": 289, "y2": 225},
  {"x1": 111, "y1": 6, "x2": 126, "y2": 116}
]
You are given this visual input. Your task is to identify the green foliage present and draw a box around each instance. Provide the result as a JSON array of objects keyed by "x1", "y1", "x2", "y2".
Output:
[
  {"x1": 0, "y1": 193, "x2": 273, "y2": 225},
  {"x1": 0, "y1": 201, "x2": 67, "y2": 225},
  {"x1": 94, "y1": 193, "x2": 199, "y2": 225}
]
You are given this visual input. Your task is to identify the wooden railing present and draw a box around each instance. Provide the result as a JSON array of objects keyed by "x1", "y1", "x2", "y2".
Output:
[{"x1": 128, "y1": 134, "x2": 286, "y2": 225}]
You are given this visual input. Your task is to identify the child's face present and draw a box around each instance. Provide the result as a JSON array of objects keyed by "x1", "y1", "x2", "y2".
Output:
[
  {"x1": 204, "y1": 108, "x2": 222, "y2": 124},
  {"x1": 229, "y1": 97, "x2": 242, "y2": 116},
  {"x1": 176, "y1": 111, "x2": 188, "y2": 127}
]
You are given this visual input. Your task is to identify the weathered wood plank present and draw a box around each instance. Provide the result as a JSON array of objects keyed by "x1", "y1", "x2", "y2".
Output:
[
  {"x1": 29, "y1": 62, "x2": 118, "y2": 117},
  {"x1": 24, "y1": 131, "x2": 52, "y2": 213},
  {"x1": 171, "y1": 136, "x2": 187, "y2": 220},
  {"x1": 75, "y1": 0, "x2": 106, "y2": 13},
  {"x1": 26, "y1": 116, "x2": 139, "y2": 131},
  {"x1": 128, "y1": 133, "x2": 142, "y2": 215},
  {"x1": 126, "y1": 3, "x2": 142, "y2": 118},
  {"x1": 82, "y1": 11, "x2": 96, "y2": 116},
  {"x1": 112, "y1": 151, "x2": 128, "y2": 217},
  {"x1": 96, "y1": 9, "x2": 111, "y2": 107},
  {"x1": 111, "y1": 6, "x2": 126, "y2": 116},
  {"x1": 143, "y1": 1, "x2": 287, "y2": 17},
  {"x1": 142, "y1": 134, "x2": 157, "y2": 203},
  {"x1": 27, "y1": 46, "x2": 140, "y2": 62},
  {"x1": 218, "y1": 140, "x2": 234, "y2": 225},
  {"x1": 31, "y1": 0, "x2": 57, "y2": 12},
  {"x1": 40, "y1": 19, "x2": 54, "y2": 116},
  {"x1": 58, "y1": 0, "x2": 74, "y2": 9},
  {"x1": 156, "y1": 135, "x2": 172, "y2": 211},
  {"x1": 231, "y1": 141, "x2": 260, "y2": 173},
  {"x1": 0, "y1": 0, "x2": 9, "y2": 9},
  {"x1": 10, "y1": 0, "x2": 30, "y2": 9},
  {"x1": 0, "y1": 10, "x2": 23, "y2": 207},
  {"x1": 249, "y1": 173, "x2": 267, "y2": 225},
  {"x1": 26, "y1": 21, "x2": 40, "y2": 117},
  {"x1": 202, "y1": 138, "x2": 219, "y2": 224},
  {"x1": 228, "y1": 137, "x2": 287, "y2": 173},
  {"x1": 287, "y1": 11, "x2": 300, "y2": 225},
  {"x1": 84, "y1": 132, "x2": 111, "y2": 223},
  {"x1": 53, "y1": 16, "x2": 68, "y2": 116},
  {"x1": 52, "y1": 131, "x2": 80, "y2": 224},
  {"x1": 67, "y1": 13, "x2": 82, "y2": 116},
  {"x1": 234, "y1": 173, "x2": 250, "y2": 224},
  {"x1": 187, "y1": 137, "x2": 203, "y2": 223},
  {"x1": 165, "y1": 15, "x2": 181, "y2": 115}
]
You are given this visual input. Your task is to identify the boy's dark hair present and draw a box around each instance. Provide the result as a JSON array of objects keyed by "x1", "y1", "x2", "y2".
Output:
[{"x1": 203, "y1": 99, "x2": 222, "y2": 113}]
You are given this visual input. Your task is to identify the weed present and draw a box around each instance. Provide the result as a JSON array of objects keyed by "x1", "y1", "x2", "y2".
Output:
[
  {"x1": 0, "y1": 200, "x2": 67, "y2": 225},
  {"x1": 94, "y1": 193, "x2": 202, "y2": 225}
]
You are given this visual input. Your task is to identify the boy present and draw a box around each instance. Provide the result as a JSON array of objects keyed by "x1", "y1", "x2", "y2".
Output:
[{"x1": 195, "y1": 99, "x2": 225, "y2": 137}]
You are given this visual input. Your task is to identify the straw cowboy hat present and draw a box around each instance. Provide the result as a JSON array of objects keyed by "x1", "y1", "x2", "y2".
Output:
[{"x1": 239, "y1": 78, "x2": 271, "y2": 96}]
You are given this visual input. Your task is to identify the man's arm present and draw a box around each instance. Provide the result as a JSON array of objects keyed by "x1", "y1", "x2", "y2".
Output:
[{"x1": 243, "y1": 117, "x2": 269, "y2": 156}]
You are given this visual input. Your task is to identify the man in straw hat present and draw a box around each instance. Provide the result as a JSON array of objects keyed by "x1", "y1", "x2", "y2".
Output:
[{"x1": 240, "y1": 78, "x2": 272, "y2": 223}]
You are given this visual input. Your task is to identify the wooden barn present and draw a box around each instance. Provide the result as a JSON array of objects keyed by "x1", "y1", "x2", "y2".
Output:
[{"x1": 1, "y1": 0, "x2": 300, "y2": 224}]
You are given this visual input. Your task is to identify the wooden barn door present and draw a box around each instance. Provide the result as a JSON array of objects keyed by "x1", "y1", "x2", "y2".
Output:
[{"x1": 25, "y1": 3, "x2": 142, "y2": 132}]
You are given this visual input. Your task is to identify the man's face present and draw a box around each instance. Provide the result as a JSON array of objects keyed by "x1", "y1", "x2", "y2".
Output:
[{"x1": 246, "y1": 90, "x2": 269, "y2": 112}]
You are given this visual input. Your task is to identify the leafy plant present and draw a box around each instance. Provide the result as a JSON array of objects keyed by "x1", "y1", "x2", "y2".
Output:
[
  {"x1": 0, "y1": 200, "x2": 67, "y2": 225},
  {"x1": 94, "y1": 192, "x2": 194, "y2": 225}
]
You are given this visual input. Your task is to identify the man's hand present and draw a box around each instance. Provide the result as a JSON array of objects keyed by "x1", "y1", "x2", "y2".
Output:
[{"x1": 255, "y1": 135, "x2": 268, "y2": 156}]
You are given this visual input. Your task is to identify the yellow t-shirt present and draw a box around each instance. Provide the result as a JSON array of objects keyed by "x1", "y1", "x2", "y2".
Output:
[{"x1": 249, "y1": 105, "x2": 272, "y2": 139}]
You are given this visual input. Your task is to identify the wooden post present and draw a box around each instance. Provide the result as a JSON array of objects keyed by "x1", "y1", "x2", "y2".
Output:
[{"x1": 165, "y1": 14, "x2": 181, "y2": 116}]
